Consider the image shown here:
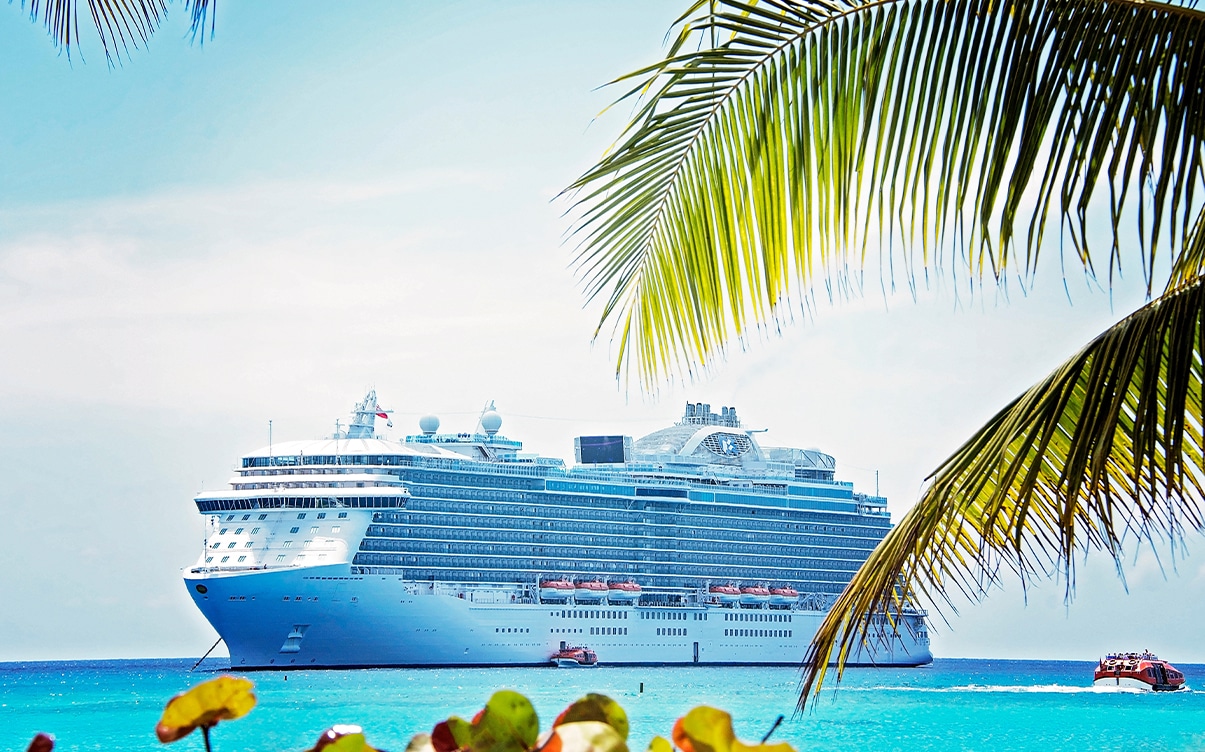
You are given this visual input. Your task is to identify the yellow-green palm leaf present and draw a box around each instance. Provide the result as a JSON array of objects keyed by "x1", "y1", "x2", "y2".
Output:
[
  {"x1": 569, "y1": 0, "x2": 1205, "y2": 707},
  {"x1": 568, "y1": 0, "x2": 1205, "y2": 388},
  {"x1": 801, "y1": 274, "x2": 1205, "y2": 707}
]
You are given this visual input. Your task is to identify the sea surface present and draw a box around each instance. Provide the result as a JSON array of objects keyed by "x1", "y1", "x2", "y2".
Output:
[{"x1": 2, "y1": 658, "x2": 1203, "y2": 752}]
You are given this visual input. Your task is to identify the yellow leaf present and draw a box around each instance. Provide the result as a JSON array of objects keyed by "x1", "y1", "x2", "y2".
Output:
[
  {"x1": 647, "y1": 736, "x2": 672, "y2": 752},
  {"x1": 671, "y1": 708, "x2": 794, "y2": 752},
  {"x1": 155, "y1": 675, "x2": 256, "y2": 743}
]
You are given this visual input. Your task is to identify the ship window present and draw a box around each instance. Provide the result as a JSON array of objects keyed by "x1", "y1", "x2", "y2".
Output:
[
  {"x1": 205, "y1": 556, "x2": 213, "y2": 563},
  {"x1": 226, "y1": 515, "x2": 235, "y2": 521},
  {"x1": 252, "y1": 528, "x2": 260, "y2": 534},
  {"x1": 220, "y1": 556, "x2": 229, "y2": 562},
  {"x1": 303, "y1": 540, "x2": 312, "y2": 548},
  {"x1": 242, "y1": 514, "x2": 250, "y2": 520},
  {"x1": 332, "y1": 526, "x2": 341, "y2": 533},
  {"x1": 234, "y1": 528, "x2": 244, "y2": 534},
  {"x1": 291, "y1": 527, "x2": 300, "y2": 534},
  {"x1": 310, "y1": 526, "x2": 319, "y2": 533},
  {"x1": 227, "y1": 542, "x2": 237, "y2": 548},
  {"x1": 317, "y1": 513, "x2": 327, "y2": 519},
  {"x1": 298, "y1": 513, "x2": 306, "y2": 519},
  {"x1": 219, "y1": 528, "x2": 228, "y2": 535},
  {"x1": 283, "y1": 541, "x2": 293, "y2": 548},
  {"x1": 277, "y1": 555, "x2": 286, "y2": 562},
  {"x1": 339, "y1": 513, "x2": 348, "y2": 518},
  {"x1": 237, "y1": 556, "x2": 246, "y2": 562},
  {"x1": 259, "y1": 514, "x2": 268, "y2": 520},
  {"x1": 245, "y1": 542, "x2": 253, "y2": 548},
  {"x1": 211, "y1": 543, "x2": 220, "y2": 549}
]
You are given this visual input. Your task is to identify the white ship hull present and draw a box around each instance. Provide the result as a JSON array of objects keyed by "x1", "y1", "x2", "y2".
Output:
[{"x1": 186, "y1": 564, "x2": 931, "y2": 669}]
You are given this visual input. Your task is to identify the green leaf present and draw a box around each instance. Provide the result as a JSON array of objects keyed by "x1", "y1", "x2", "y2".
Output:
[{"x1": 471, "y1": 690, "x2": 540, "y2": 752}]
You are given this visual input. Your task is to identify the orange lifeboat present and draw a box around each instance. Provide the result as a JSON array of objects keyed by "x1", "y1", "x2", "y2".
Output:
[
  {"x1": 709, "y1": 584, "x2": 741, "y2": 604},
  {"x1": 769, "y1": 586, "x2": 799, "y2": 606},
  {"x1": 551, "y1": 645, "x2": 598, "y2": 667},
  {"x1": 574, "y1": 579, "x2": 608, "y2": 602},
  {"x1": 607, "y1": 580, "x2": 642, "y2": 602},
  {"x1": 1093, "y1": 652, "x2": 1186, "y2": 691},
  {"x1": 739, "y1": 586, "x2": 771, "y2": 605},
  {"x1": 539, "y1": 578, "x2": 574, "y2": 601}
]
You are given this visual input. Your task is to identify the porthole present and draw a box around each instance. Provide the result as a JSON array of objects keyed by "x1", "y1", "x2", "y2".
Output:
[{"x1": 195, "y1": 584, "x2": 208, "y2": 594}]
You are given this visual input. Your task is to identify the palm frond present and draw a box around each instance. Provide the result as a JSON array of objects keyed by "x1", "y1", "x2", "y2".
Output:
[
  {"x1": 20, "y1": 0, "x2": 215, "y2": 60},
  {"x1": 567, "y1": 0, "x2": 1205, "y2": 388},
  {"x1": 800, "y1": 273, "x2": 1205, "y2": 708}
]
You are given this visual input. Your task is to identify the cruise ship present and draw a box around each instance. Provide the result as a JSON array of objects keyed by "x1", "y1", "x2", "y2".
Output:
[{"x1": 184, "y1": 392, "x2": 931, "y2": 668}]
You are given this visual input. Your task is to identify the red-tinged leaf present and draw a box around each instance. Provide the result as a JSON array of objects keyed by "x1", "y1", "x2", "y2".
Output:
[
  {"x1": 26, "y1": 733, "x2": 54, "y2": 752},
  {"x1": 432, "y1": 717, "x2": 472, "y2": 752}
]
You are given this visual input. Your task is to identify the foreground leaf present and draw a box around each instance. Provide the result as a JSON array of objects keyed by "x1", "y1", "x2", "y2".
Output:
[
  {"x1": 540, "y1": 721, "x2": 627, "y2": 752},
  {"x1": 566, "y1": 0, "x2": 1205, "y2": 390},
  {"x1": 155, "y1": 675, "x2": 256, "y2": 743},
  {"x1": 553, "y1": 694, "x2": 629, "y2": 740},
  {"x1": 307, "y1": 725, "x2": 380, "y2": 752},
  {"x1": 26, "y1": 733, "x2": 53, "y2": 752},
  {"x1": 671, "y1": 707, "x2": 794, "y2": 752},
  {"x1": 431, "y1": 717, "x2": 473, "y2": 752},
  {"x1": 431, "y1": 691, "x2": 540, "y2": 752}
]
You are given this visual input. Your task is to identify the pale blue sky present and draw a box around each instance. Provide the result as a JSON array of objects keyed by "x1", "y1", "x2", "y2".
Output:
[{"x1": 1, "y1": 2, "x2": 1199, "y2": 663}]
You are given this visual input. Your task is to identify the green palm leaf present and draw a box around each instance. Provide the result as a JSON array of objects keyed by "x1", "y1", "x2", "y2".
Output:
[
  {"x1": 19, "y1": 0, "x2": 214, "y2": 60},
  {"x1": 801, "y1": 274, "x2": 1205, "y2": 707},
  {"x1": 567, "y1": 0, "x2": 1205, "y2": 389}
]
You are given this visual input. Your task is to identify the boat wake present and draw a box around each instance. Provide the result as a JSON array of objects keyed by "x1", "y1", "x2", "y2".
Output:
[{"x1": 852, "y1": 684, "x2": 1157, "y2": 694}]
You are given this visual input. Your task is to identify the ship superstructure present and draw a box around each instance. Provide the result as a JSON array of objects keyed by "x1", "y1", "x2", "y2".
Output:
[{"x1": 185, "y1": 393, "x2": 931, "y2": 668}]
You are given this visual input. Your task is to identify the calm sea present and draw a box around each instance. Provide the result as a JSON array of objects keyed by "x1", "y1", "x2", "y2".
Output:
[{"x1": 2, "y1": 658, "x2": 1203, "y2": 752}]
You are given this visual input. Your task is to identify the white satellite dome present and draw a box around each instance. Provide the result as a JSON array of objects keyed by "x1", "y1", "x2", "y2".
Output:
[
  {"x1": 419, "y1": 415, "x2": 441, "y2": 435},
  {"x1": 480, "y1": 410, "x2": 503, "y2": 435}
]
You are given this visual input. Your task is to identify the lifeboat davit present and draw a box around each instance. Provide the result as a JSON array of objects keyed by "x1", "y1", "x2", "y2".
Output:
[
  {"x1": 607, "y1": 580, "x2": 642, "y2": 602},
  {"x1": 769, "y1": 587, "x2": 799, "y2": 606},
  {"x1": 574, "y1": 579, "x2": 609, "y2": 602},
  {"x1": 551, "y1": 645, "x2": 598, "y2": 667},
  {"x1": 709, "y1": 584, "x2": 741, "y2": 604},
  {"x1": 1094, "y1": 652, "x2": 1186, "y2": 691},
  {"x1": 539, "y1": 578, "x2": 574, "y2": 601},
  {"x1": 739, "y1": 586, "x2": 771, "y2": 605}
]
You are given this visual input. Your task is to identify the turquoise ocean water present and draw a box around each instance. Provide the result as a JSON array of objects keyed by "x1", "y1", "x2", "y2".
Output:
[{"x1": 3, "y1": 658, "x2": 1203, "y2": 751}]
